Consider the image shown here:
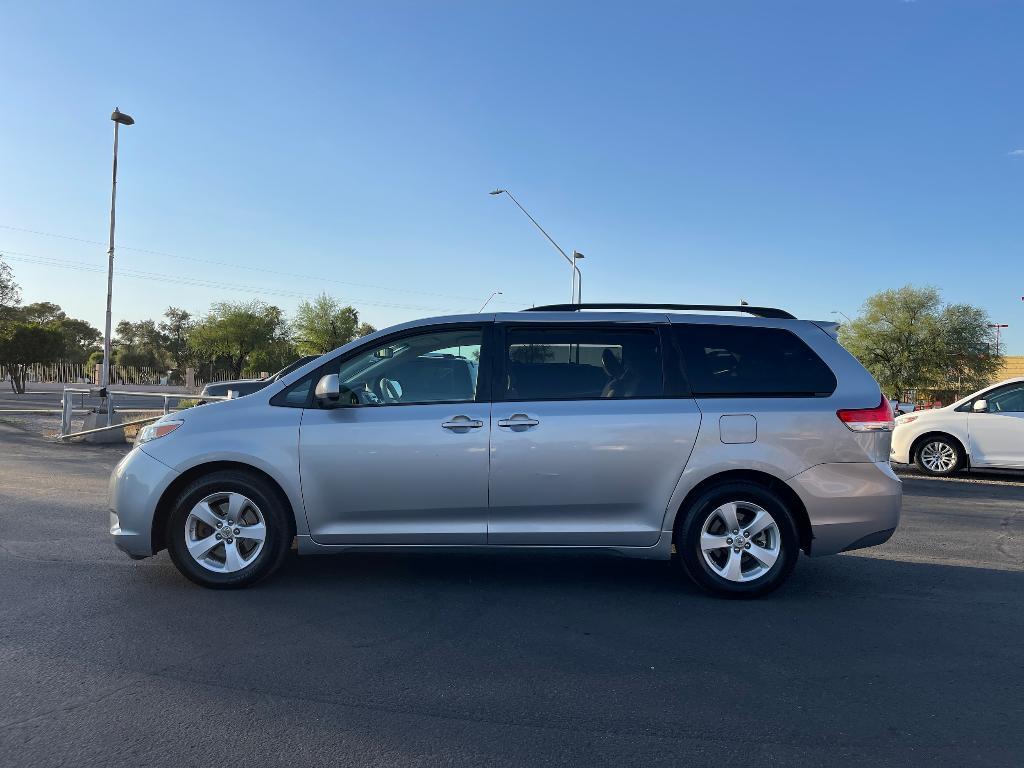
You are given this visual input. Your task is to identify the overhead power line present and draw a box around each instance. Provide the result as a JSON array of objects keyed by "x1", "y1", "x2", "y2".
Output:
[
  {"x1": 0, "y1": 249, "x2": 452, "y2": 313},
  {"x1": 0, "y1": 223, "x2": 519, "y2": 306}
]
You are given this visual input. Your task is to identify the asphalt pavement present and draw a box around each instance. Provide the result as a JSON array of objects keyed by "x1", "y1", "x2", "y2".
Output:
[{"x1": 0, "y1": 421, "x2": 1022, "y2": 767}]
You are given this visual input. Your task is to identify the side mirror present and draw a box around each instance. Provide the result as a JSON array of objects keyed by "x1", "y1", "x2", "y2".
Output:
[
  {"x1": 315, "y1": 374, "x2": 341, "y2": 407},
  {"x1": 972, "y1": 399, "x2": 988, "y2": 413},
  {"x1": 314, "y1": 374, "x2": 361, "y2": 408}
]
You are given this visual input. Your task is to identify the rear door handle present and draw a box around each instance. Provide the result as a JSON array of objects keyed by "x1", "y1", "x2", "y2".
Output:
[
  {"x1": 497, "y1": 414, "x2": 540, "y2": 428},
  {"x1": 442, "y1": 416, "x2": 484, "y2": 430}
]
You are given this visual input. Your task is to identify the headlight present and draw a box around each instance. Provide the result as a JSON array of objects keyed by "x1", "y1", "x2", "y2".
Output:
[{"x1": 136, "y1": 419, "x2": 183, "y2": 445}]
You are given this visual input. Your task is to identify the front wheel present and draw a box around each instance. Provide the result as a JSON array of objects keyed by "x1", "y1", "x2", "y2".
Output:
[
  {"x1": 165, "y1": 470, "x2": 293, "y2": 589},
  {"x1": 914, "y1": 436, "x2": 964, "y2": 476},
  {"x1": 676, "y1": 482, "x2": 799, "y2": 598}
]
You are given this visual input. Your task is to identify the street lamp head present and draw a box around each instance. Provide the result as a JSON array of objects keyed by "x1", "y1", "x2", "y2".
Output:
[
  {"x1": 572, "y1": 250, "x2": 585, "y2": 260},
  {"x1": 111, "y1": 108, "x2": 135, "y2": 126},
  {"x1": 489, "y1": 189, "x2": 505, "y2": 196}
]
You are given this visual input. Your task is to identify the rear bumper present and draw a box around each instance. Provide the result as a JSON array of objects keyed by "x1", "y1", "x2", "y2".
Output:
[
  {"x1": 788, "y1": 461, "x2": 902, "y2": 556},
  {"x1": 108, "y1": 447, "x2": 178, "y2": 558}
]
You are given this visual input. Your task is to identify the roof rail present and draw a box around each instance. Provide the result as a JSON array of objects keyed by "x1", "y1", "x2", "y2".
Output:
[{"x1": 522, "y1": 303, "x2": 796, "y2": 319}]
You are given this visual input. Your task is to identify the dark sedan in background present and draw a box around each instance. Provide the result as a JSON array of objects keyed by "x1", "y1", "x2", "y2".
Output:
[{"x1": 198, "y1": 356, "x2": 319, "y2": 400}]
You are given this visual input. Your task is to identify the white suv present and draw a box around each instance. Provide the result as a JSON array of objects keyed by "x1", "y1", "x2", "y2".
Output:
[{"x1": 891, "y1": 377, "x2": 1024, "y2": 475}]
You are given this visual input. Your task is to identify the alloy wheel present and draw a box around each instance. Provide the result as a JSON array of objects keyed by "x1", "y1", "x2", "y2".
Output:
[
  {"x1": 700, "y1": 500, "x2": 781, "y2": 583},
  {"x1": 184, "y1": 491, "x2": 267, "y2": 573},
  {"x1": 920, "y1": 440, "x2": 958, "y2": 473}
]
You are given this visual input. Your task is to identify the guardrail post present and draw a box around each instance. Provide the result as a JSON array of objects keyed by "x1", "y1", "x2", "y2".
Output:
[
  {"x1": 60, "y1": 388, "x2": 72, "y2": 437},
  {"x1": 106, "y1": 393, "x2": 114, "y2": 426},
  {"x1": 162, "y1": 394, "x2": 170, "y2": 415}
]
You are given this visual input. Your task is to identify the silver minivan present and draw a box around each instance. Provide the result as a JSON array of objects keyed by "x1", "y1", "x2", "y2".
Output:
[{"x1": 109, "y1": 304, "x2": 901, "y2": 597}]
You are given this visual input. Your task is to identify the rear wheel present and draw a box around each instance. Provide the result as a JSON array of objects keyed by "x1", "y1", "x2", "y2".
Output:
[
  {"x1": 676, "y1": 482, "x2": 799, "y2": 598},
  {"x1": 165, "y1": 470, "x2": 293, "y2": 589},
  {"x1": 914, "y1": 436, "x2": 964, "y2": 476}
]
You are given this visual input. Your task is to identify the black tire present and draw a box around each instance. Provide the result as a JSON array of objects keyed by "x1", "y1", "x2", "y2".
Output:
[
  {"x1": 913, "y1": 435, "x2": 965, "y2": 477},
  {"x1": 165, "y1": 470, "x2": 293, "y2": 589},
  {"x1": 675, "y1": 482, "x2": 799, "y2": 598}
]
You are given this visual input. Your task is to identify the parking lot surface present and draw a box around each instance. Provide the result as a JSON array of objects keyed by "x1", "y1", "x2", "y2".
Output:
[{"x1": 0, "y1": 421, "x2": 1022, "y2": 767}]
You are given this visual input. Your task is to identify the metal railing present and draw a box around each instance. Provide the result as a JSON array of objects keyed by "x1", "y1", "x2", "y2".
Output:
[{"x1": 58, "y1": 387, "x2": 228, "y2": 440}]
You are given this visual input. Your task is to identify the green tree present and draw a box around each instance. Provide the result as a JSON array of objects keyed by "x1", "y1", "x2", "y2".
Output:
[
  {"x1": 292, "y1": 293, "x2": 374, "y2": 355},
  {"x1": 189, "y1": 300, "x2": 288, "y2": 378},
  {"x1": 0, "y1": 323, "x2": 65, "y2": 393},
  {"x1": 0, "y1": 254, "x2": 21, "y2": 328},
  {"x1": 19, "y1": 302, "x2": 101, "y2": 362},
  {"x1": 936, "y1": 303, "x2": 1003, "y2": 401},
  {"x1": 158, "y1": 307, "x2": 195, "y2": 370},
  {"x1": 115, "y1": 319, "x2": 170, "y2": 369},
  {"x1": 839, "y1": 285, "x2": 1001, "y2": 401}
]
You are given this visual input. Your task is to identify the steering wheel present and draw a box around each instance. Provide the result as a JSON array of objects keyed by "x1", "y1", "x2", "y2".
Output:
[
  {"x1": 379, "y1": 377, "x2": 402, "y2": 403},
  {"x1": 350, "y1": 384, "x2": 380, "y2": 406}
]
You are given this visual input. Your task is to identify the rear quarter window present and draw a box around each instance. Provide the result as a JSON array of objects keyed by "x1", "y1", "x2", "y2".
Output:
[{"x1": 674, "y1": 324, "x2": 836, "y2": 397}]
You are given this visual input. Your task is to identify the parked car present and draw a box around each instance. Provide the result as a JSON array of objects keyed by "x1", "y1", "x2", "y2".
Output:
[
  {"x1": 198, "y1": 356, "x2": 320, "y2": 400},
  {"x1": 889, "y1": 398, "x2": 916, "y2": 416},
  {"x1": 891, "y1": 377, "x2": 1024, "y2": 475},
  {"x1": 109, "y1": 303, "x2": 901, "y2": 597}
]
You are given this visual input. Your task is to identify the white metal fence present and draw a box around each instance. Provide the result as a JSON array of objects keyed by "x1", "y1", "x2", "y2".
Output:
[
  {"x1": 1, "y1": 361, "x2": 92, "y2": 384},
  {"x1": 4, "y1": 362, "x2": 270, "y2": 389}
]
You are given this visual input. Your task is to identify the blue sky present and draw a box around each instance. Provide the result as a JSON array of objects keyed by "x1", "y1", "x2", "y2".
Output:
[{"x1": 1, "y1": 1, "x2": 1022, "y2": 353}]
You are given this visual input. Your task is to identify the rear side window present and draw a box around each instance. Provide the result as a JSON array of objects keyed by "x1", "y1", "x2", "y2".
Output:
[
  {"x1": 674, "y1": 324, "x2": 836, "y2": 397},
  {"x1": 503, "y1": 326, "x2": 664, "y2": 401}
]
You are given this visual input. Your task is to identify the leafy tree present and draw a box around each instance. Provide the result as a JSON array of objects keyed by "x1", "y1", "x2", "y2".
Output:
[
  {"x1": 115, "y1": 319, "x2": 170, "y2": 369},
  {"x1": 936, "y1": 303, "x2": 1003, "y2": 401},
  {"x1": 839, "y1": 285, "x2": 1000, "y2": 401},
  {"x1": 248, "y1": 335, "x2": 299, "y2": 376},
  {"x1": 292, "y1": 293, "x2": 374, "y2": 355},
  {"x1": 0, "y1": 323, "x2": 65, "y2": 393},
  {"x1": 159, "y1": 307, "x2": 196, "y2": 370},
  {"x1": 189, "y1": 300, "x2": 288, "y2": 378},
  {"x1": 19, "y1": 302, "x2": 101, "y2": 362},
  {"x1": 0, "y1": 254, "x2": 21, "y2": 327}
]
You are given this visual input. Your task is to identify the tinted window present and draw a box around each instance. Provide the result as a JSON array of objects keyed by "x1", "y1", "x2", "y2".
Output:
[
  {"x1": 503, "y1": 326, "x2": 663, "y2": 400},
  {"x1": 986, "y1": 384, "x2": 1024, "y2": 413},
  {"x1": 674, "y1": 324, "x2": 836, "y2": 397},
  {"x1": 273, "y1": 328, "x2": 481, "y2": 407},
  {"x1": 335, "y1": 328, "x2": 481, "y2": 405}
]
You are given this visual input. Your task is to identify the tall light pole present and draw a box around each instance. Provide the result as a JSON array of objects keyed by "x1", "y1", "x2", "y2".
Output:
[
  {"x1": 101, "y1": 107, "x2": 135, "y2": 396},
  {"x1": 490, "y1": 189, "x2": 583, "y2": 304},
  {"x1": 479, "y1": 290, "x2": 503, "y2": 312},
  {"x1": 571, "y1": 251, "x2": 585, "y2": 305},
  {"x1": 989, "y1": 323, "x2": 1008, "y2": 356}
]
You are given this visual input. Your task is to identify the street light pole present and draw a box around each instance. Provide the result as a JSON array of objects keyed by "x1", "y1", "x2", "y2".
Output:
[
  {"x1": 101, "y1": 107, "x2": 135, "y2": 396},
  {"x1": 479, "y1": 290, "x2": 503, "y2": 312},
  {"x1": 572, "y1": 251, "x2": 584, "y2": 305},
  {"x1": 988, "y1": 323, "x2": 1008, "y2": 356},
  {"x1": 490, "y1": 189, "x2": 584, "y2": 304},
  {"x1": 831, "y1": 310, "x2": 853, "y2": 324}
]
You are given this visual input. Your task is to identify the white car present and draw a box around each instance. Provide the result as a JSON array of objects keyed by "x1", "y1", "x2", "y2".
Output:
[{"x1": 891, "y1": 377, "x2": 1024, "y2": 475}]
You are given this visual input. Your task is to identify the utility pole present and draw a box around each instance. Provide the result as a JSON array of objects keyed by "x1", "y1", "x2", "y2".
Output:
[{"x1": 101, "y1": 107, "x2": 135, "y2": 398}]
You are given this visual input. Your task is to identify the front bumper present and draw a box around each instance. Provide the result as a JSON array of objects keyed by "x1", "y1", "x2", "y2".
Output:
[
  {"x1": 889, "y1": 427, "x2": 914, "y2": 464},
  {"x1": 788, "y1": 461, "x2": 902, "y2": 556},
  {"x1": 108, "y1": 446, "x2": 179, "y2": 558}
]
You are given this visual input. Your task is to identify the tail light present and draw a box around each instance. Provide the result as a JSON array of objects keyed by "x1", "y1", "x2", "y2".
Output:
[{"x1": 837, "y1": 396, "x2": 895, "y2": 432}]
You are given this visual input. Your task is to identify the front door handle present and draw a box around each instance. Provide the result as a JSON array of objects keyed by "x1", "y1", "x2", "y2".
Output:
[
  {"x1": 497, "y1": 414, "x2": 540, "y2": 428},
  {"x1": 442, "y1": 416, "x2": 484, "y2": 430}
]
